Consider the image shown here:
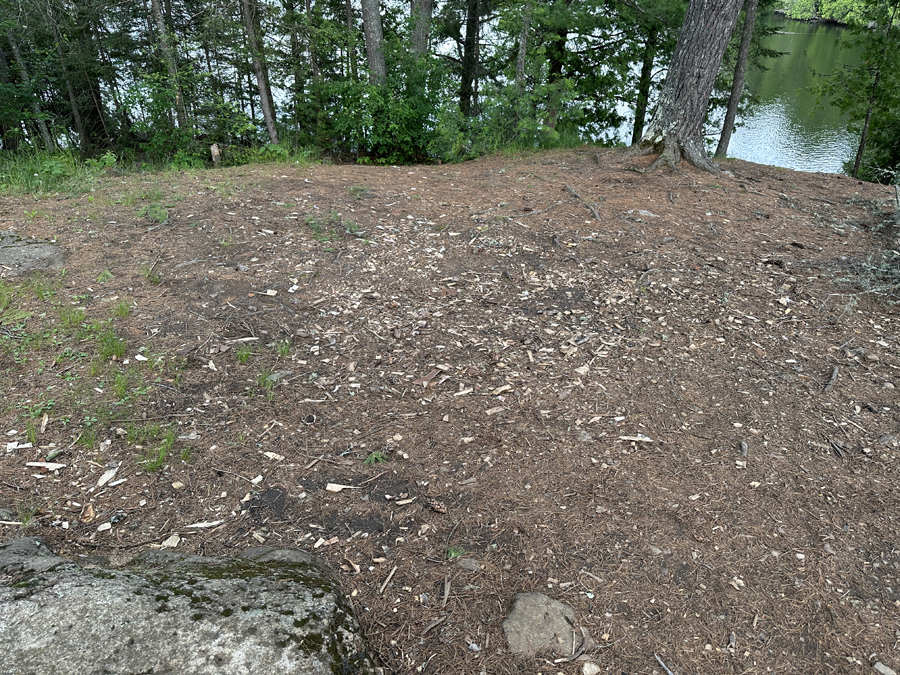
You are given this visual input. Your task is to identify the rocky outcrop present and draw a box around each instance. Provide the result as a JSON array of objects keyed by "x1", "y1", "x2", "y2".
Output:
[{"x1": 0, "y1": 537, "x2": 377, "y2": 675}]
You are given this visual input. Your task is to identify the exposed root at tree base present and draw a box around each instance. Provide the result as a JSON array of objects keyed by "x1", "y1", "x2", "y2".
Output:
[{"x1": 633, "y1": 136, "x2": 722, "y2": 175}]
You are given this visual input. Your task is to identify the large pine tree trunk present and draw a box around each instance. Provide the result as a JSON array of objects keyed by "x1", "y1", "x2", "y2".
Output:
[
  {"x1": 410, "y1": 0, "x2": 433, "y2": 55},
  {"x1": 635, "y1": 0, "x2": 744, "y2": 173},
  {"x1": 241, "y1": 0, "x2": 279, "y2": 145},
  {"x1": 715, "y1": 0, "x2": 759, "y2": 158},
  {"x1": 360, "y1": 0, "x2": 386, "y2": 84}
]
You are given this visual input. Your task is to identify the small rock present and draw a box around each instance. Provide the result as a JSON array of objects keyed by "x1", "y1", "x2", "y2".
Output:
[
  {"x1": 874, "y1": 662, "x2": 898, "y2": 675},
  {"x1": 879, "y1": 434, "x2": 898, "y2": 448},
  {"x1": 583, "y1": 663, "x2": 602, "y2": 675},
  {"x1": 456, "y1": 557, "x2": 483, "y2": 572},
  {"x1": 503, "y1": 592, "x2": 584, "y2": 656},
  {"x1": 884, "y1": 382, "x2": 895, "y2": 390}
]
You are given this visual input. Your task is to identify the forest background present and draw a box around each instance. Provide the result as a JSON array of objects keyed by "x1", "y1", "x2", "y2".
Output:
[{"x1": 0, "y1": 0, "x2": 898, "y2": 187}]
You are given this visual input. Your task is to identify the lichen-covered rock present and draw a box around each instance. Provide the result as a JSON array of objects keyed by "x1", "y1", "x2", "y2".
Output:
[
  {"x1": 502, "y1": 592, "x2": 586, "y2": 656},
  {"x1": 0, "y1": 537, "x2": 377, "y2": 675},
  {"x1": 0, "y1": 231, "x2": 67, "y2": 274}
]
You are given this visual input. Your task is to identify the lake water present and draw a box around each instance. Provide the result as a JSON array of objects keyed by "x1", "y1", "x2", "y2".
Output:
[{"x1": 725, "y1": 15, "x2": 863, "y2": 174}]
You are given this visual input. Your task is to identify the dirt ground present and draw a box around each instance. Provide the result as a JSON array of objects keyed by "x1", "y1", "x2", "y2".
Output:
[{"x1": 2, "y1": 147, "x2": 900, "y2": 674}]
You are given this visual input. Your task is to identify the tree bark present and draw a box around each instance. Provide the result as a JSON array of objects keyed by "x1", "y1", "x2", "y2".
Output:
[
  {"x1": 515, "y1": 0, "x2": 532, "y2": 95},
  {"x1": 7, "y1": 31, "x2": 55, "y2": 150},
  {"x1": 715, "y1": 0, "x2": 759, "y2": 158},
  {"x1": 150, "y1": 0, "x2": 188, "y2": 129},
  {"x1": 0, "y1": 46, "x2": 21, "y2": 151},
  {"x1": 631, "y1": 27, "x2": 658, "y2": 145},
  {"x1": 360, "y1": 0, "x2": 387, "y2": 84},
  {"x1": 459, "y1": 0, "x2": 479, "y2": 115},
  {"x1": 635, "y1": 0, "x2": 745, "y2": 173},
  {"x1": 410, "y1": 0, "x2": 433, "y2": 55},
  {"x1": 241, "y1": 0, "x2": 279, "y2": 144}
]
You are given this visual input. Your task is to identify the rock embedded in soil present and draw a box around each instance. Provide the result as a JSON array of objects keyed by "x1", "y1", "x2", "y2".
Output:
[
  {"x1": 0, "y1": 231, "x2": 67, "y2": 274},
  {"x1": 0, "y1": 537, "x2": 377, "y2": 675},
  {"x1": 502, "y1": 592, "x2": 586, "y2": 656}
]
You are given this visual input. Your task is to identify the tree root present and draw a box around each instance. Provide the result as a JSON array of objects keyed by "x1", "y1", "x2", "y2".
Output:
[{"x1": 632, "y1": 136, "x2": 722, "y2": 176}]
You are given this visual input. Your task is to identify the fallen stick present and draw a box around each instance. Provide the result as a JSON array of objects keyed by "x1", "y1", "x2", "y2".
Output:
[
  {"x1": 823, "y1": 365, "x2": 839, "y2": 393},
  {"x1": 565, "y1": 184, "x2": 602, "y2": 221}
]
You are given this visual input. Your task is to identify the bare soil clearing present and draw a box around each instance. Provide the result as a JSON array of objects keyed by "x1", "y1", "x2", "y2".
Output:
[{"x1": 2, "y1": 148, "x2": 899, "y2": 674}]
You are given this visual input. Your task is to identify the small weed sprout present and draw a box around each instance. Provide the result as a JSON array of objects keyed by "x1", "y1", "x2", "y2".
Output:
[
  {"x1": 276, "y1": 340, "x2": 290, "y2": 357},
  {"x1": 60, "y1": 307, "x2": 86, "y2": 327},
  {"x1": 236, "y1": 345, "x2": 253, "y2": 364},
  {"x1": 447, "y1": 546, "x2": 465, "y2": 560},
  {"x1": 96, "y1": 269, "x2": 113, "y2": 283},
  {"x1": 141, "y1": 426, "x2": 176, "y2": 471},
  {"x1": 364, "y1": 451, "x2": 387, "y2": 465},
  {"x1": 257, "y1": 367, "x2": 275, "y2": 390},
  {"x1": 113, "y1": 301, "x2": 131, "y2": 318},
  {"x1": 98, "y1": 329, "x2": 126, "y2": 361}
]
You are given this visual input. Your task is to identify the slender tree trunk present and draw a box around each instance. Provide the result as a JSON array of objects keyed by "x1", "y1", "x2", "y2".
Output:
[
  {"x1": 515, "y1": 0, "x2": 532, "y2": 95},
  {"x1": 715, "y1": 0, "x2": 759, "y2": 158},
  {"x1": 360, "y1": 0, "x2": 386, "y2": 84},
  {"x1": 241, "y1": 0, "x2": 279, "y2": 144},
  {"x1": 636, "y1": 0, "x2": 744, "y2": 173},
  {"x1": 0, "y1": 46, "x2": 21, "y2": 151},
  {"x1": 410, "y1": 0, "x2": 433, "y2": 55},
  {"x1": 851, "y1": 0, "x2": 898, "y2": 178},
  {"x1": 459, "y1": 0, "x2": 479, "y2": 115},
  {"x1": 46, "y1": 0, "x2": 88, "y2": 153},
  {"x1": 631, "y1": 27, "x2": 658, "y2": 145},
  {"x1": 150, "y1": 0, "x2": 188, "y2": 129},
  {"x1": 7, "y1": 32, "x2": 55, "y2": 150},
  {"x1": 346, "y1": 0, "x2": 358, "y2": 78}
]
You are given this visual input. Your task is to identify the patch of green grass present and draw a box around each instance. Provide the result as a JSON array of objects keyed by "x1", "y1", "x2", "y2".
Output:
[
  {"x1": 0, "y1": 150, "x2": 101, "y2": 196},
  {"x1": 236, "y1": 345, "x2": 253, "y2": 364},
  {"x1": 15, "y1": 501, "x2": 40, "y2": 531},
  {"x1": 25, "y1": 419, "x2": 38, "y2": 446},
  {"x1": 363, "y1": 451, "x2": 387, "y2": 466},
  {"x1": 276, "y1": 340, "x2": 290, "y2": 357},
  {"x1": 125, "y1": 421, "x2": 162, "y2": 445},
  {"x1": 180, "y1": 447, "x2": 191, "y2": 463},
  {"x1": 348, "y1": 185, "x2": 369, "y2": 200},
  {"x1": 77, "y1": 424, "x2": 97, "y2": 449},
  {"x1": 112, "y1": 301, "x2": 131, "y2": 319},
  {"x1": 140, "y1": 426, "x2": 177, "y2": 472},
  {"x1": 59, "y1": 306, "x2": 86, "y2": 328},
  {"x1": 96, "y1": 269, "x2": 113, "y2": 283},
  {"x1": 137, "y1": 203, "x2": 168, "y2": 224},
  {"x1": 140, "y1": 264, "x2": 161, "y2": 285},
  {"x1": 257, "y1": 367, "x2": 275, "y2": 390},
  {"x1": 98, "y1": 329, "x2": 126, "y2": 361}
]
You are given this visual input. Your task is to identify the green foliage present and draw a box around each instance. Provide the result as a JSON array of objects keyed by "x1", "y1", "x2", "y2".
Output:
[
  {"x1": 363, "y1": 451, "x2": 387, "y2": 465},
  {"x1": 96, "y1": 270, "x2": 113, "y2": 283},
  {"x1": 447, "y1": 545, "x2": 465, "y2": 559}
]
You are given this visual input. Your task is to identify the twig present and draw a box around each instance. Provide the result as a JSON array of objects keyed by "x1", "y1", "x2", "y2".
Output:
[
  {"x1": 421, "y1": 615, "x2": 447, "y2": 636},
  {"x1": 359, "y1": 470, "x2": 388, "y2": 485},
  {"x1": 565, "y1": 184, "x2": 602, "y2": 221},
  {"x1": 509, "y1": 200, "x2": 566, "y2": 218},
  {"x1": 823, "y1": 365, "x2": 839, "y2": 393},
  {"x1": 655, "y1": 654, "x2": 675, "y2": 675},
  {"x1": 441, "y1": 574, "x2": 450, "y2": 608},
  {"x1": 379, "y1": 565, "x2": 398, "y2": 594}
]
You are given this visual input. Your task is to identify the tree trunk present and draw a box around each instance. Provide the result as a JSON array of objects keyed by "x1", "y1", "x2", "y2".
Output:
[
  {"x1": 635, "y1": 0, "x2": 745, "y2": 173},
  {"x1": 360, "y1": 0, "x2": 386, "y2": 84},
  {"x1": 459, "y1": 0, "x2": 479, "y2": 115},
  {"x1": 0, "y1": 46, "x2": 21, "y2": 151},
  {"x1": 6, "y1": 31, "x2": 55, "y2": 150},
  {"x1": 410, "y1": 0, "x2": 433, "y2": 55},
  {"x1": 241, "y1": 0, "x2": 279, "y2": 144},
  {"x1": 46, "y1": 0, "x2": 89, "y2": 153},
  {"x1": 850, "y1": 0, "x2": 898, "y2": 178},
  {"x1": 631, "y1": 27, "x2": 658, "y2": 145},
  {"x1": 150, "y1": 0, "x2": 188, "y2": 129},
  {"x1": 346, "y1": 0, "x2": 358, "y2": 78},
  {"x1": 715, "y1": 0, "x2": 759, "y2": 158},
  {"x1": 515, "y1": 0, "x2": 532, "y2": 95}
]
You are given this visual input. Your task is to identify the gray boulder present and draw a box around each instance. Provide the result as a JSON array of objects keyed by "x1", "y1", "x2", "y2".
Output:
[
  {"x1": 502, "y1": 592, "x2": 587, "y2": 656},
  {"x1": 0, "y1": 537, "x2": 377, "y2": 675},
  {"x1": 0, "y1": 231, "x2": 67, "y2": 274}
]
